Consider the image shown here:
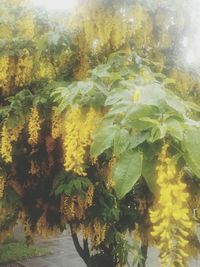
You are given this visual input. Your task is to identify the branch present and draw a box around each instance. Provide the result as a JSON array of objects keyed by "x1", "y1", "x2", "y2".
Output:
[
  {"x1": 69, "y1": 223, "x2": 89, "y2": 266},
  {"x1": 83, "y1": 239, "x2": 90, "y2": 259}
]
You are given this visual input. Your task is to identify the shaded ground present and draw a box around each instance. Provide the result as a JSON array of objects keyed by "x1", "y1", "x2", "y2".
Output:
[
  {"x1": 11, "y1": 225, "x2": 200, "y2": 267},
  {"x1": 18, "y1": 235, "x2": 86, "y2": 267},
  {"x1": 17, "y1": 235, "x2": 200, "y2": 267},
  {"x1": 0, "y1": 264, "x2": 23, "y2": 267}
]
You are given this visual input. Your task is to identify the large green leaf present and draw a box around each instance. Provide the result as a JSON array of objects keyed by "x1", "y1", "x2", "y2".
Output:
[
  {"x1": 122, "y1": 105, "x2": 158, "y2": 130},
  {"x1": 165, "y1": 91, "x2": 186, "y2": 116},
  {"x1": 183, "y1": 125, "x2": 200, "y2": 178},
  {"x1": 90, "y1": 125, "x2": 118, "y2": 157},
  {"x1": 130, "y1": 131, "x2": 150, "y2": 148},
  {"x1": 142, "y1": 156, "x2": 158, "y2": 194},
  {"x1": 113, "y1": 150, "x2": 143, "y2": 199},
  {"x1": 140, "y1": 84, "x2": 166, "y2": 106},
  {"x1": 113, "y1": 128, "x2": 130, "y2": 156},
  {"x1": 165, "y1": 118, "x2": 183, "y2": 141}
]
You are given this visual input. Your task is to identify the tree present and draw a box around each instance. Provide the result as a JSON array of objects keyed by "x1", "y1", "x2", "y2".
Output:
[{"x1": 0, "y1": 0, "x2": 200, "y2": 266}]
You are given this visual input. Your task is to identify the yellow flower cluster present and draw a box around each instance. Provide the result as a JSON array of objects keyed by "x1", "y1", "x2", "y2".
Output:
[
  {"x1": 51, "y1": 109, "x2": 63, "y2": 139},
  {"x1": 62, "y1": 185, "x2": 94, "y2": 222},
  {"x1": 106, "y1": 158, "x2": 116, "y2": 190},
  {"x1": 0, "y1": 176, "x2": 5, "y2": 199},
  {"x1": 70, "y1": 2, "x2": 154, "y2": 77},
  {"x1": 170, "y1": 68, "x2": 196, "y2": 97},
  {"x1": 0, "y1": 24, "x2": 12, "y2": 39},
  {"x1": 85, "y1": 185, "x2": 94, "y2": 208},
  {"x1": 28, "y1": 107, "x2": 41, "y2": 145},
  {"x1": 63, "y1": 107, "x2": 101, "y2": 176},
  {"x1": 37, "y1": 60, "x2": 56, "y2": 81},
  {"x1": 15, "y1": 55, "x2": 33, "y2": 87},
  {"x1": 16, "y1": 14, "x2": 35, "y2": 39},
  {"x1": 0, "y1": 124, "x2": 12, "y2": 163},
  {"x1": 150, "y1": 144, "x2": 192, "y2": 267},
  {"x1": 62, "y1": 195, "x2": 76, "y2": 221},
  {"x1": 73, "y1": 34, "x2": 90, "y2": 80},
  {"x1": 36, "y1": 212, "x2": 59, "y2": 239},
  {"x1": 0, "y1": 123, "x2": 22, "y2": 163},
  {"x1": 18, "y1": 210, "x2": 34, "y2": 242},
  {"x1": 92, "y1": 219, "x2": 107, "y2": 246},
  {"x1": 132, "y1": 89, "x2": 141, "y2": 103},
  {"x1": 82, "y1": 219, "x2": 107, "y2": 246},
  {"x1": 10, "y1": 125, "x2": 23, "y2": 142},
  {"x1": 0, "y1": 56, "x2": 9, "y2": 90}
]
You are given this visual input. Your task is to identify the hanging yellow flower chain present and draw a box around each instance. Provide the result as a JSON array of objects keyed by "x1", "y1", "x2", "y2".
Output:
[
  {"x1": 0, "y1": 176, "x2": 5, "y2": 199},
  {"x1": 150, "y1": 144, "x2": 192, "y2": 267},
  {"x1": 0, "y1": 56, "x2": 9, "y2": 91},
  {"x1": 16, "y1": 14, "x2": 35, "y2": 40},
  {"x1": 63, "y1": 107, "x2": 101, "y2": 176},
  {"x1": 0, "y1": 123, "x2": 23, "y2": 163},
  {"x1": 0, "y1": 124, "x2": 12, "y2": 163},
  {"x1": 36, "y1": 211, "x2": 59, "y2": 239},
  {"x1": 82, "y1": 219, "x2": 107, "y2": 247},
  {"x1": 51, "y1": 109, "x2": 63, "y2": 139},
  {"x1": 15, "y1": 55, "x2": 33, "y2": 87},
  {"x1": 28, "y1": 107, "x2": 41, "y2": 145},
  {"x1": 62, "y1": 185, "x2": 94, "y2": 222},
  {"x1": 85, "y1": 185, "x2": 94, "y2": 208},
  {"x1": 106, "y1": 158, "x2": 116, "y2": 190}
]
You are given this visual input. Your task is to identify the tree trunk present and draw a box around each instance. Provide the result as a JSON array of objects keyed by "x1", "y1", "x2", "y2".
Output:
[
  {"x1": 138, "y1": 243, "x2": 148, "y2": 267},
  {"x1": 69, "y1": 224, "x2": 90, "y2": 266}
]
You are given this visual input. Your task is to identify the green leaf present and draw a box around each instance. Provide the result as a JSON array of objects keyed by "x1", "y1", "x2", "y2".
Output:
[
  {"x1": 113, "y1": 150, "x2": 143, "y2": 199},
  {"x1": 105, "y1": 92, "x2": 125, "y2": 106},
  {"x1": 140, "y1": 84, "x2": 166, "y2": 106},
  {"x1": 165, "y1": 92, "x2": 186, "y2": 116},
  {"x1": 92, "y1": 64, "x2": 111, "y2": 78},
  {"x1": 142, "y1": 157, "x2": 158, "y2": 194},
  {"x1": 148, "y1": 125, "x2": 166, "y2": 142},
  {"x1": 106, "y1": 101, "x2": 131, "y2": 117},
  {"x1": 165, "y1": 118, "x2": 183, "y2": 140},
  {"x1": 90, "y1": 125, "x2": 118, "y2": 157},
  {"x1": 122, "y1": 105, "x2": 158, "y2": 130},
  {"x1": 183, "y1": 153, "x2": 200, "y2": 178},
  {"x1": 113, "y1": 128, "x2": 130, "y2": 156},
  {"x1": 130, "y1": 132, "x2": 149, "y2": 149},
  {"x1": 183, "y1": 126, "x2": 200, "y2": 178},
  {"x1": 7, "y1": 115, "x2": 22, "y2": 129}
]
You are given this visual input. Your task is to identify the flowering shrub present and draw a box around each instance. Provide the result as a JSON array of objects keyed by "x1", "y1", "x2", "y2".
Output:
[{"x1": 0, "y1": 1, "x2": 200, "y2": 266}]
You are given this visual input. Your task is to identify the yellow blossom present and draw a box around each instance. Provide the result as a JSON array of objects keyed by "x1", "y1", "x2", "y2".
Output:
[
  {"x1": 63, "y1": 107, "x2": 101, "y2": 176},
  {"x1": 150, "y1": 144, "x2": 191, "y2": 267},
  {"x1": 51, "y1": 109, "x2": 63, "y2": 139},
  {"x1": 85, "y1": 185, "x2": 94, "y2": 208},
  {"x1": 15, "y1": 53, "x2": 33, "y2": 87},
  {"x1": 0, "y1": 176, "x2": 5, "y2": 199},
  {"x1": 16, "y1": 14, "x2": 35, "y2": 39},
  {"x1": 133, "y1": 89, "x2": 141, "y2": 103},
  {"x1": 82, "y1": 219, "x2": 107, "y2": 247},
  {"x1": 0, "y1": 124, "x2": 12, "y2": 163},
  {"x1": 28, "y1": 107, "x2": 41, "y2": 145}
]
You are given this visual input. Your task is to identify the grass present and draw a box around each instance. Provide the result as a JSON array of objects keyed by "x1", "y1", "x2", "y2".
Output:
[{"x1": 0, "y1": 238, "x2": 49, "y2": 264}]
